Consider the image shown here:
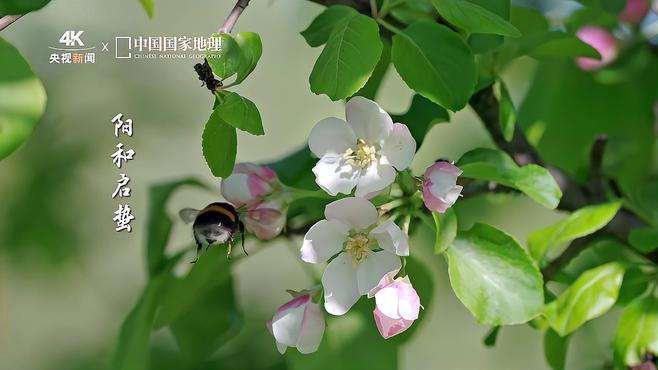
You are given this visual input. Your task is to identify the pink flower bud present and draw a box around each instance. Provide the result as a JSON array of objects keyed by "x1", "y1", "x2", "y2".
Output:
[
  {"x1": 575, "y1": 26, "x2": 619, "y2": 71},
  {"x1": 244, "y1": 200, "x2": 286, "y2": 240},
  {"x1": 369, "y1": 271, "x2": 421, "y2": 339},
  {"x1": 422, "y1": 161, "x2": 463, "y2": 213},
  {"x1": 221, "y1": 163, "x2": 279, "y2": 207},
  {"x1": 267, "y1": 293, "x2": 325, "y2": 354},
  {"x1": 619, "y1": 0, "x2": 649, "y2": 23}
]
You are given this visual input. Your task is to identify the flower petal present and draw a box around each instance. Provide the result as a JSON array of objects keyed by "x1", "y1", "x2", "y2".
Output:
[
  {"x1": 322, "y1": 253, "x2": 360, "y2": 316},
  {"x1": 356, "y1": 250, "x2": 401, "y2": 295},
  {"x1": 301, "y1": 219, "x2": 349, "y2": 264},
  {"x1": 355, "y1": 163, "x2": 396, "y2": 198},
  {"x1": 373, "y1": 307, "x2": 414, "y2": 339},
  {"x1": 369, "y1": 220, "x2": 409, "y2": 256},
  {"x1": 381, "y1": 123, "x2": 416, "y2": 170},
  {"x1": 345, "y1": 96, "x2": 393, "y2": 145},
  {"x1": 375, "y1": 285, "x2": 401, "y2": 319},
  {"x1": 312, "y1": 155, "x2": 359, "y2": 196},
  {"x1": 221, "y1": 173, "x2": 253, "y2": 207},
  {"x1": 324, "y1": 197, "x2": 378, "y2": 230},
  {"x1": 367, "y1": 269, "x2": 399, "y2": 298},
  {"x1": 296, "y1": 302, "x2": 325, "y2": 354},
  {"x1": 308, "y1": 117, "x2": 356, "y2": 158},
  {"x1": 271, "y1": 302, "x2": 307, "y2": 347},
  {"x1": 396, "y1": 282, "x2": 421, "y2": 321}
]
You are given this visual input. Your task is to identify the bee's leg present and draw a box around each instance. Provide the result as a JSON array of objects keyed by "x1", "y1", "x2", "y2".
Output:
[
  {"x1": 226, "y1": 242, "x2": 233, "y2": 259},
  {"x1": 239, "y1": 221, "x2": 247, "y2": 256}
]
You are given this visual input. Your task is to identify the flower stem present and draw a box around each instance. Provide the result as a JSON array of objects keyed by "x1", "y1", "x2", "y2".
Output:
[
  {"x1": 218, "y1": 0, "x2": 251, "y2": 33},
  {"x1": 369, "y1": 0, "x2": 379, "y2": 18},
  {"x1": 415, "y1": 210, "x2": 436, "y2": 231},
  {"x1": 376, "y1": 18, "x2": 403, "y2": 35}
]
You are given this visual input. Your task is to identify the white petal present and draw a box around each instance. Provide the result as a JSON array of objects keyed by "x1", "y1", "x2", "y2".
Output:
[
  {"x1": 375, "y1": 286, "x2": 401, "y2": 319},
  {"x1": 324, "y1": 197, "x2": 378, "y2": 230},
  {"x1": 276, "y1": 341, "x2": 288, "y2": 354},
  {"x1": 381, "y1": 123, "x2": 416, "y2": 170},
  {"x1": 271, "y1": 303, "x2": 306, "y2": 347},
  {"x1": 301, "y1": 220, "x2": 349, "y2": 264},
  {"x1": 312, "y1": 155, "x2": 359, "y2": 196},
  {"x1": 322, "y1": 253, "x2": 360, "y2": 316},
  {"x1": 221, "y1": 173, "x2": 252, "y2": 206},
  {"x1": 296, "y1": 302, "x2": 325, "y2": 354},
  {"x1": 345, "y1": 96, "x2": 393, "y2": 145},
  {"x1": 356, "y1": 251, "x2": 401, "y2": 295},
  {"x1": 355, "y1": 163, "x2": 396, "y2": 198},
  {"x1": 369, "y1": 220, "x2": 409, "y2": 256},
  {"x1": 428, "y1": 167, "x2": 459, "y2": 198},
  {"x1": 308, "y1": 117, "x2": 357, "y2": 158}
]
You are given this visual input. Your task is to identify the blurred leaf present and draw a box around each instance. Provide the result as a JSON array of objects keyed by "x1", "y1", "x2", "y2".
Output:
[
  {"x1": 265, "y1": 146, "x2": 317, "y2": 189},
  {"x1": 432, "y1": 208, "x2": 457, "y2": 253},
  {"x1": 214, "y1": 91, "x2": 264, "y2": 135},
  {"x1": 234, "y1": 32, "x2": 263, "y2": 85},
  {"x1": 392, "y1": 21, "x2": 476, "y2": 111},
  {"x1": 287, "y1": 299, "x2": 398, "y2": 370},
  {"x1": 111, "y1": 274, "x2": 168, "y2": 370},
  {"x1": 430, "y1": 0, "x2": 520, "y2": 37},
  {"x1": 467, "y1": 0, "x2": 510, "y2": 53},
  {"x1": 544, "y1": 329, "x2": 570, "y2": 370},
  {"x1": 155, "y1": 247, "x2": 232, "y2": 328},
  {"x1": 391, "y1": 94, "x2": 449, "y2": 145},
  {"x1": 527, "y1": 201, "x2": 621, "y2": 265},
  {"x1": 457, "y1": 148, "x2": 562, "y2": 209},
  {"x1": 496, "y1": 79, "x2": 516, "y2": 142},
  {"x1": 445, "y1": 223, "x2": 544, "y2": 325},
  {"x1": 146, "y1": 178, "x2": 207, "y2": 278},
  {"x1": 309, "y1": 12, "x2": 382, "y2": 100},
  {"x1": 527, "y1": 33, "x2": 601, "y2": 60},
  {"x1": 544, "y1": 262, "x2": 625, "y2": 336},
  {"x1": 170, "y1": 256, "x2": 242, "y2": 363},
  {"x1": 138, "y1": 0, "x2": 154, "y2": 18},
  {"x1": 206, "y1": 33, "x2": 242, "y2": 80},
  {"x1": 614, "y1": 294, "x2": 658, "y2": 367},
  {"x1": 300, "y1": 5, "x2": 355, "y2": 47},
  {"x1": 0, "y1": 0, "x2": 50, "y2": 13},
  {"x1": 0, "y1": 37, "x2": 46, "y2": 161},
  {"x1": 628, "y1": 227, "x2": 658, "y2": 253},
  {"x1": 354, "y1": 38, "x2": 390, "y2": 100},
  {"x1": 202, "y1": 108, "x2": 237, "y2": 178},
  {"x1": 389, "y1": 0, "x2": 436, "y2": 24},
  {"x1": 483, "y1": 326, "x2": 500, "y2": 347}
]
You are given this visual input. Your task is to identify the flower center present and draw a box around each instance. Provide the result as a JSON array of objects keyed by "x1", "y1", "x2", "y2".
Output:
[
  {"x1": 344, "y1": 233, "x2": 371, "y2": 265},
  {"x1": 344, "y1": 139, "x2": 377, "y2": 169}
]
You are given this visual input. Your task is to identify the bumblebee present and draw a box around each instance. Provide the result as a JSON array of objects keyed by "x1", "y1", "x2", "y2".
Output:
[
  {"x1": 193, "y1": 59, "x2": 221, "y2": 93},
  {"x1": 179, "y1": 202, "x2": 282, "y2": 259}
]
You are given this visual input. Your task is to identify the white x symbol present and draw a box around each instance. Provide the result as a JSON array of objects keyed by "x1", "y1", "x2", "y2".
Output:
[{"x1": 101, "y1": 42, "x2": 109, "y2": 52}]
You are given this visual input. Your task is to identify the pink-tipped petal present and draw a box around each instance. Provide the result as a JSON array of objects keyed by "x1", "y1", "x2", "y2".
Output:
[
  {"x1": 575, "y1": 26, "x2": 618, "y2": 71},
  {"x1": 373, "y1": 308, "x2": 414, "y2": 339},
  {"x1": 619, "y1": 0, "x2": 649, "y2": 23}
]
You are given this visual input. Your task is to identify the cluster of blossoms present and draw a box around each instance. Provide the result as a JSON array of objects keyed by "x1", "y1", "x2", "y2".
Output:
[
  {"x1": 219, "y1": 97, "x2": 463, "y2": 353},
  {"x1": 575, "y1": 0, "x2": 653, "y2": 71}
]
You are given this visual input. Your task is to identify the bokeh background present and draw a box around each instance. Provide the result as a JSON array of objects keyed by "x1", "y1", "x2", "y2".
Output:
[{"x1": 0, "y1": 0, "x2": 626, "y2": 369}]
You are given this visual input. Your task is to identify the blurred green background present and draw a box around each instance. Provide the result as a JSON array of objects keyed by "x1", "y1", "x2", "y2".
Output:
[{"x1": 0, "y1": 0, "x2": 623, "y2": 369}]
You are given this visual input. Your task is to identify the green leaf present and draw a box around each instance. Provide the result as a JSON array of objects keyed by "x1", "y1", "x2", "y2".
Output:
[
  {"x1": 266, "y1": 146, "x2": 317, "y2": 188},
  {"x1": 467, "y1": 0, "x2": 511, "y2": 53},
  {"x1": 614, "y1": 295, "x2": 658, "y2": 366},
  {"x1": 457, "y1": 148, "x2": 562, "y2": 209},
  {"x1": 309, "y1": 12, "x2": 382, "y2": 100},
  {"x1": 110, "y1": 274, "x2": 168, "y2": 370},
  {"x1": 544, "y1": 262, "x2": 625, "y2": 336},
  {"x1": 483, "y1": 326, "x2": 500, "y2": 347},
  {"x1": 300, "y1": 5, "x2": 356, "y2": 47},
  {"x1": 391, "y1": 94, "x2": 449, "y2": 145},
  {"x1": 445, "y1": 223, "x2": 544, "y2": 325},
  {"x1": 527, "y1": 32, "x2": 601, "y2": 60},
  {"x1": 233, "y1": 32, "x2": 262, "y2": 85},
  {"x1": 214, "y1": 91, "x2": 263, "y2": 135},
  {"x1": 430, "y1": 0, "x2": 521, "y2": 37},
  {"x1": 544, "y1": 329, "x2": 570, "y2": 370},
  {"x1": 391, "y1": 21, "x2": 476, "y2": 111},
  {"x1": 353, "y1": 38, "x2": 391, "y2": 100},
  {"x1": 202, "y1": 108, "x2": 237, "y2": 178},
  {"x1": 146, "y1": 178, "x2": 207, "y2": 277},
  {"x1": 0, "y1": 37, "x2": 46, "y2": 161},
  {"x1": 528, "y1": 201, "x2": 622, "y2": 265},
  {"x1": 206, "y1": 33, "x2": 242, "y2": 80},
  {"x1": 496, "y1": 79, "x2": 516, "y2": 142},
  {"x1": 170, "y1": 255, "x2": 241, "y2": 363},
  {"x1": 0, "y1": 0, "x2": 50, "y2": 13},
  {"x1": 432, "y1": 208, "x2": 457, "y2": 253},
  {"x1": 628, "y1": 227, "x2": 658, "y2": 253},
  {"x1": 138, "y1": 0, "x2": 154, "y2": 18}
]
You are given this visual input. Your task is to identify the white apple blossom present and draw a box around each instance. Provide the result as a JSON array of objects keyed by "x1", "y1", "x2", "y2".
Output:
[
  {"x1": 308, "y1": 97, "x2": 416, "y2": 197},
  {"x1": 300, "y1": 197, "x2": 409, "y2": 316},
  {"x1": 267, "y1": 292, "x2": 325, "y2": 354}
]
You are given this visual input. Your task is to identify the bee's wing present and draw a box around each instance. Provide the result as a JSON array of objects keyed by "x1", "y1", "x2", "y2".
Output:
[
  {"x1": 240, "y1": 208, "x2": 283, "y2": 225},
  {"x1": 179, "y1": 208, "x2": 200, "y2": 224}
]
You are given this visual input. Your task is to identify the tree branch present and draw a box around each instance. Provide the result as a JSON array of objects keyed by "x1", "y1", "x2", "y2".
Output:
[
  {"x1": 218, "y1": 0, "x2": 251, "y2": 34},
  {"x1": 0, "y1": 15, "x2": 22, "y2": 33}
]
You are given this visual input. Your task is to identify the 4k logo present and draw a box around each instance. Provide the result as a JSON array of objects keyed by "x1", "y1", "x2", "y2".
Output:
[{"x1": 59, "y1": 30, "x2": 84, "y2": 47}]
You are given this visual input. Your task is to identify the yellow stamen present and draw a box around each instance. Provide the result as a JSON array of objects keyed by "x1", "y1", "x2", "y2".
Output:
[
  {"x1": 344, "y1": 139, "x2": 377, "y2": 169},
  {"x1": 345, "y1": 233, "x2": 371, "y2": 266}
]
